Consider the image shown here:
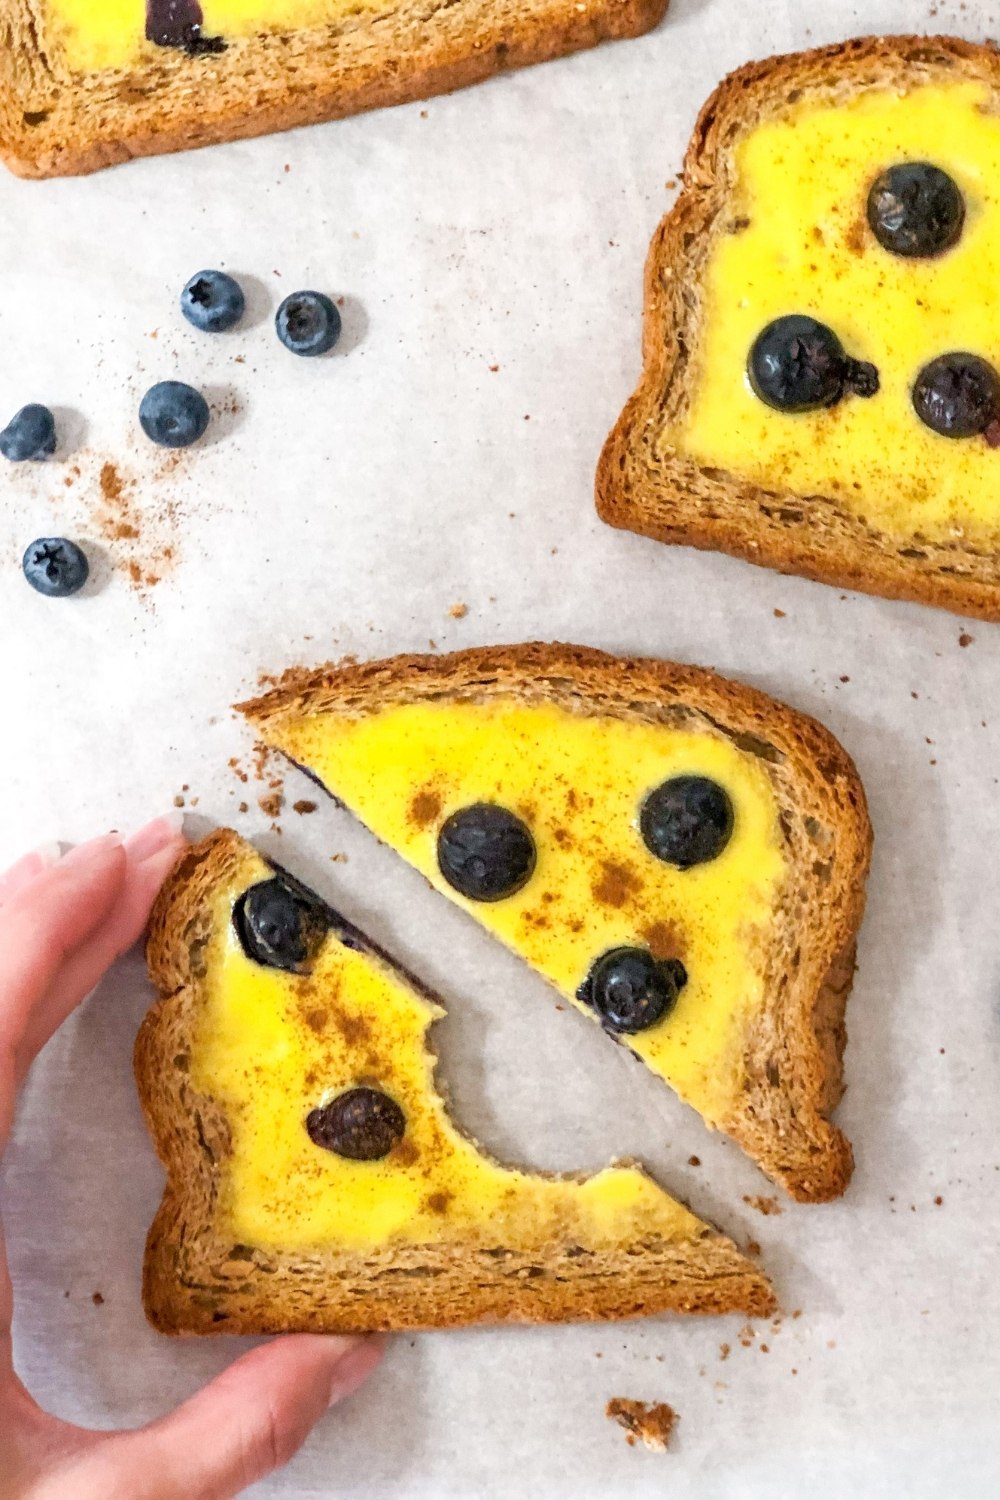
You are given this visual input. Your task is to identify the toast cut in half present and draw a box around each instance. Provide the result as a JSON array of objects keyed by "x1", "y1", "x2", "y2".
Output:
[
  {"x1": 597, "y1": 35, "x2": 1000, "y2": 621},
  {"x1": 239, "y1": 643, "x2": 872, "y2": 1202},
  {"x1": 138, "y1": 828, "x2": 773, "y2": 1334},
  {"x1": 1, "y1": 0, "x2": 669, "y2": 178}
]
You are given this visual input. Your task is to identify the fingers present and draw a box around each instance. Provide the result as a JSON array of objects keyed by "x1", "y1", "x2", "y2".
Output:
[
  {"x1": 108, "y1": 1334, "x2": 383, "y2": 1500},
  {"x1": 0, "y1": 845, "x2": 61, "y2": 909}
]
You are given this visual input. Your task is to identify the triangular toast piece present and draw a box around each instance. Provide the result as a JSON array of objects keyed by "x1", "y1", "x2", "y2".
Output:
[
  {"x1": 597, "y1": 35, "x2": 1000, "y2": 621},
  {"x1": 239, "y1": 643, "x2": 871, "y2": 1202},
  {"x1": 137, "y1": 829, "x2": 772, "y2": 1333}
]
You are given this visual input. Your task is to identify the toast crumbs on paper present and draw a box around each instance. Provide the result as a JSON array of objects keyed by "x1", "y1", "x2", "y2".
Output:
[{"x1": 606, "y1": 1398, "x2": 677, "y2": 1452}]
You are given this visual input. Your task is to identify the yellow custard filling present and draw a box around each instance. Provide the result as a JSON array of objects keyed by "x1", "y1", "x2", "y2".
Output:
[
  {"x1": 670, "y1": 81, "x2": 1000, "y2": 542},
  {"x1": 194, "y1": 850, "x2": 700, "y2": 1252},
  {"x1": 43, "y1": 0, "x2": 385, "y2": 73},
  {"x1": 263, "y1": 701, "x2": 786, "y2": 1125}
]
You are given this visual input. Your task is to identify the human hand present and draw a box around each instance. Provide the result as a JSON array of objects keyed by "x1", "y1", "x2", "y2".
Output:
[{"x1": 0, "y1": 820, "x2": 382, "y2": 1500}]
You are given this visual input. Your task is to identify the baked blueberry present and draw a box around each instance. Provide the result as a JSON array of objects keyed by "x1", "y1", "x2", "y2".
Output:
[
  {"x1": 22, "y1": 538, "x2": 89, "y2": 597},
  {"x1": 235, "y1": 875, "x2": 331, "y2": 972},
  {"x1": 578, "y1": 947, "x2": 687, "y2": 1034},
  {"x1": 437, "y1": 803, "x2": 536, "y2": 901},
  {"x1": 181, "y1": 270, "x2": 245, "y2": 332},
  {"x1": 306, "y1": 1087, "x2": 406, "y2": 1160},
  {"x1": 867, "y1": 163, "x2": 964, "y2": 258},
  {"x1": 640, "y1": 775, "x2": 734, "y2": 868},
  {"x1": 139, "y1": 381, "x2": 210, "y2": 448},
  {"x1": 276, "y1": 291, "x2": 342, "y2": 356},
  {"x1": 912, "y1": 352, "x2": 1000, "y2": 438},
  {"x1": 748, "y1": 315, "x2": 879, "y2": 412},
  {"x1": 0, "y1": 404, "x2": 56, "y2": 462}
]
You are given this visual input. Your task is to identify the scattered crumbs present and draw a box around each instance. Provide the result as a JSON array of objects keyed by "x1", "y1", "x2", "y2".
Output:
[
  {"x1": 173, "y1": 794, "x2": 185, "y2": 808},
  {"x1": 911, "y1": 691, "x2": 919, "y2": 699},
  {"x1": 595, "y1": 1351, "x2": 603, "y2": 1359},
  {"x1": 92, "y1": 458, "x2": 178, "y2": 593},
  {"x1": 760, "y1": 1344, "x2": 770, "y2": 1354},
  {"x1": 419, "y1": 108, "x2": 428, "y2": 118},
  {"x1": 791, "y1": 1368, "x2": 798, "y2": 1376},
  {"x1": 738, "y1": 1323, "x2": 756, "y2": 1348},
  {"x1": 743, "y1": 1195, "x2": 782, "y2": 1216},
  {"x1": 488, "y1": 363, "x2": 500, "y2": 372},
  {"x1": 330, "y1": 852, "x2": 348, "y2": 863},
  {"x1": 238, "y1": 801, "x2": 249, "y2": 814},
  {"x1": 719, "y1": 1342, "x2": 730, "y2": 1361},
  {"x1": 259, "y1": 792, "x2": 284, "y2": 819},
  {"x1": 229, "y1": 756, "x2": 249, "y2": 784},
  {"x1": 293, "y1": 800, "x2": 318, "y2": 815},
  {"x1": 934, "y1": 1195, "x2": 943, "y2": 1206},
  {"x1": 773, "y1": 608, "x2": 786, "y2": 618},
  {"x1": 687, "y1": 1155, "x2": 701, "y2": 1167},
  {"x1": 181, "y1": 784, "x2": 189, "y2": 792},
  {"x1": 448, "y1": 602, "x2": 468, "y2": 619},
  {"x1": 148, "y1": 329, "x2": 158, "y2": 339},
  {"x1": 606, "y1": 1399, "x2": 677, "y2": 1453},
  {"x1": 839, "y1": 675, "x2": 850, "y2": 683},
  {"x1": 665, "y1": 177, "x2": 677, "y2": 189},
  {"x1": 826, "y1": 1340, "x2": 837, "y2": 1349},
  {"x1": 284, "y1": 162, "x2": 291, "y2": 172},
  {"x1": 746, "y1": 1239, "x2": 762, "y2": 1258},
  {"x1": 91, "y1": 1292, "x2": 105, "y2": 1306},
  {"x1": 792, "y1": 1309, "x2": 802, "y2": 1319},
  {"x1": 524, "y1": 414, "x2": 531, "y2": 421},
  {"x1": 428, "y1": 639, "x2": 438, "y2": 650},
  {"x1": 234, "y1": 354, "x2": 246, "y2": 364},
  {"x1": 959, "y1": 632, "x2": 974, "y2": 647},
  {"x1": 63, "y1": 1290, "x2": 70, "y2": 1299}
]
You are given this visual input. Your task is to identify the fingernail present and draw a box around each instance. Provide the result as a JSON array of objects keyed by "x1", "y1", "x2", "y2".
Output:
[
  {"x1": 61, "y1": 831, "x2": 123, "y2": 867},
  {"x1": 125, "y1": 812, "x2": 185, "y2": 863},
  {"x1": 32, "y1": 841, "x2": 64, "y2": 867},
  {"x1": 327, "y1": 1336, "x2": 384, "y2": 1406}
]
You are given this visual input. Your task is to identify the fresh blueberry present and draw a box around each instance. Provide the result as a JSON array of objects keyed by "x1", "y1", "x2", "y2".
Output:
[
  {"x1": 235, "y1": 875, "x2": 331, "y2": 973},
  {"x1": 139, "y1": 381, "x2": 210, "y2": 448},
  {"x1": 276, "y1": 291, "x2": 342, "y2": 356},
  {"x1": 437, "y1": 803, "x2": 536, "y2": 901},
  {"x1": 22, "y1": 537, "x2": 89, "y2": 597},
  {"x1": 306, "y1": 1087, "x2": 406, "y2": 1160},
  {"x1": 867, "y1": 163, "x2": 964, "y2": 258},
  {"x1": 578, "y1": 947, "x2": 687, "y2": 1034},
  {"x1": 748, "y1": 315, "x2": 879, "y2": 413},
  {"x1": 181, "y1": 269, "x2": 245, "y2": 332},
  {"x1": 912, "y1": 352, "x2": 1000, "y2": 438},
  {"x1": 640, "y1": 775, "x2": 734, "y2": 869},
  {"x1": 0, "y1": 404, "x2": 56, "y2": 462}
]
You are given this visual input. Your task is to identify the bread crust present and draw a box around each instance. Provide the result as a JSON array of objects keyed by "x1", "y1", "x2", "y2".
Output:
[
  {"x1": 239, "y1": 642, "x2": 873, "y2": 1202},
  {"x1": 138, "y1": 827, "x2": 774, "y2": 1334},
  {"x1": 1, "y1": 0, "x2": 668, "y2": 178},
  {"x1": 596, "y1": 34, "x2": 1000, "y2": 622}
]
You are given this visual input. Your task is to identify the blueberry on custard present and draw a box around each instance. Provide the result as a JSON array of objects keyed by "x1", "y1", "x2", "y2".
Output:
[
  {"x1": 306, "y1": 1087, "x2": 406, "y2": 1160},
  {"x1": 912, "y1": 352, "x2": 1000, "y2": 439},
  {"x1": 640, "y1": 775, "x2": 734, "y2": 869},
  {"x1": 437, "y1": 804, "x2": 536, "y2": 901},
  {"x1": 235, "y1": 875, "x2": 331, "y2": 972},
  {"x1": 867, "y1": 163, "x2": 964, "y2": 259},
  {"x1": 748, "y1": 316, "x2": 878, "y2": 413},
  {"x1": 578, "y1": 948, "x2": 687, "y2": 1035}
]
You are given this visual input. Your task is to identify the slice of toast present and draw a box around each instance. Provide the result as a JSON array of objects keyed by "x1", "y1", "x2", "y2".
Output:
[
  {"x1": 137, "y1": 828, "x2": 773, "y2": 1333},
  {"x1": 597, "y1": 35, "x2": 1000, "y2": 621},
  {"x1": 1, "y1": 0, "x2": 668, "y2": 178},
  {"x1": 239, "y1": 643, "x2": 872, "y2": 1202}
]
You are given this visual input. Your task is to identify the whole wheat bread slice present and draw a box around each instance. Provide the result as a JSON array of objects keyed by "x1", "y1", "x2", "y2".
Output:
[
  {"x1": 239, "y1": 642, "x2": 872, "y2": 1203},
  {"x1": 597, "y1": 34, "x2": 1000, "y2": 622},
  {"x1": 138, "y1": 827, "x2": 774, "y2": 1334},
  {"x1": 1, "y1": 0, "x2": 667, "y2": 178}
]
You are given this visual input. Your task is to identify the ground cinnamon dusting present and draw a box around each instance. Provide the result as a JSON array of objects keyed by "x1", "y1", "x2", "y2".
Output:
[
  {"x1": 592, "y1": 859, "x2": 643, "y2": 908},
  {"x1": 606, "y1": 1399, "x2": 677, "y2": 1452}
]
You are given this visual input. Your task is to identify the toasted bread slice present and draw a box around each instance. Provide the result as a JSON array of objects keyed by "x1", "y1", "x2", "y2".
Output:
[
  {"x1": 239, "y1": 643, "x2": 872, "y2": 1202},
  {"x1": 137, "y1": 828, "x2": 773, "y2": 1333},
  {"x1": 1, "y1": 0, "x2": 668, "y2": 178},
  {"x1": 597, "y1": 35, "x2": 1000, "y2": 621}
]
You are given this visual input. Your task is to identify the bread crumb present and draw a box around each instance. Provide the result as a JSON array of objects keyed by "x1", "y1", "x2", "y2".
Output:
[
  {"x1": 293, "y1": 800, "x2": 318, "y2": 815},
  {"x1": 173, "y1": 795, "x2": 185, "y2": 808},
  {"x1": 488, "y1": 364, "x2": 500, "y2": 372},
  {"x1": 746, "y1": 1239, "x2": 761, "y2": 1258},
  {"x1": 719, "y1": 1342, "x2": 730, "y2": 1361},
  {"x1": 743, "y1": 1195, "x2": 782, "y2": 1216},
  {"x1": 606, "y1": 1399, "x2": 677, "y2": 1453},
  {"x1": 330, "y1": 852, "x2": 348, "y2": 863},
  {"x1": 259, "y1": 793, "x2": 284, "y2": 819},
  {"x1": 448, "y1": 602, "x2": 468, "y2": 619},
  {"x1": 238, "y1": 801, "x2": 249, "y2": 814},
  {"x1": 934, "y1": 1195, "x2": 943, "y2": 1206},
  {"x1": 959, "y1": 632, "x2": 974, "y2": 647},
  {"x1": 773, "y1": 608, "x2": 786, "y2": 618},
  {"x1": 91, "y1": 1292, "x2": 105, "y2": 1306},
  {"x1": 687, "y1": 1155, "x2": 701, "y2": 1167}
]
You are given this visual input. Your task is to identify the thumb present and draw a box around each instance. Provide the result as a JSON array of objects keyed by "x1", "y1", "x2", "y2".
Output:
[{"x1": 102, "y1": 1334, "x2": 382, "y2": 1500}]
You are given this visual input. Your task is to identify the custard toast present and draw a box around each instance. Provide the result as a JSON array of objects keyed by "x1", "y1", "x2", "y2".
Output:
[
  {"x1": 239, "y1": 643, "x2": 872, "y2": 1203},
  {"x1": 597, "y1": 35, "x2": 1000, "y2": 621},
  {"x1": 1, "y1": 0, "x2": 668, "y2": 177},
  {"x1": 136, "y1": 829, "x2": 773, "y2": 1332}
]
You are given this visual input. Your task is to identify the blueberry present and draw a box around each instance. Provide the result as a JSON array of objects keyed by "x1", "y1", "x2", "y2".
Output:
[
  {"x1": 22, "y1": 537, "x2": 89, "y2": 598},
  {"x1": 748, "y1": 315, "x2": 879, "y2": 413},
  {"x1": 139, "y1": 381, "x2": 210, "y2": 448},
  {"x1": 578, "y1": 947, "x2": 687, "y2": 1034},
  {"x1": 181, "y1": 269, "x2": 245, "y2": 332},
  {"x1": 912, "y1": 352, "x2": 1000, "y2": 438},
  {"x1": 276, "y1": 291, "x2": 342, "y2": 356},
  {"x1": 640, "y1": 775, "x2": 734, "y2": 869},
  {"x1": 235, "y1": 875, "x2": 331, "y2": 972},
  {"x1": 0, "y1": 404, "x2": 56, "y2": 462},
  {"x1": 867, "y1": 163, "x2": 964, "y2": 259},
  {"x1": 306, "y1": 1087, "x2": 406, "y2": 1160},
  {"x1": 437, "y1": 803, "x2": 536, "y2": 902}
]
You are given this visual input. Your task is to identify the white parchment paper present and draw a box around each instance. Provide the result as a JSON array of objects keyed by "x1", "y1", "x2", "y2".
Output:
[{"x1": 2, "y1": 0, "x2": 999, "y2": 1494}]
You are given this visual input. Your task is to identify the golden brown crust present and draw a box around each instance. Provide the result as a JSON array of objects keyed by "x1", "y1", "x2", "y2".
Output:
[
  {"x1": 596, "y1": 34, "x2": 1000, "y2": 622},
  {"x1": 138, "y1": 826, "x2": 774, "y2": 1334},
  {"x1": 0, "y1": 0, "x2": 668, "y2": 178},
  {"x1": 239, "y1": 642, "x2": 872, "y2": 1202}
]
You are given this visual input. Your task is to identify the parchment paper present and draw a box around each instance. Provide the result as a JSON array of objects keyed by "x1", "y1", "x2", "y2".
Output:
[{"x1": 2, "y1": 0, "x2": 999, "y2": 1494}]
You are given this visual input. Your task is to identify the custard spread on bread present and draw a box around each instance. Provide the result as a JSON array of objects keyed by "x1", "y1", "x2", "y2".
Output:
[
  {"x1": 240, "y1": 643, "x2": 872, "y2": 1203},
  {"x1": 138, "y1": 828, "x2": 773, "y2": 1332},
  {"x1": 672, "y1": 81, "x2": 1000, "y2": 540}
]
